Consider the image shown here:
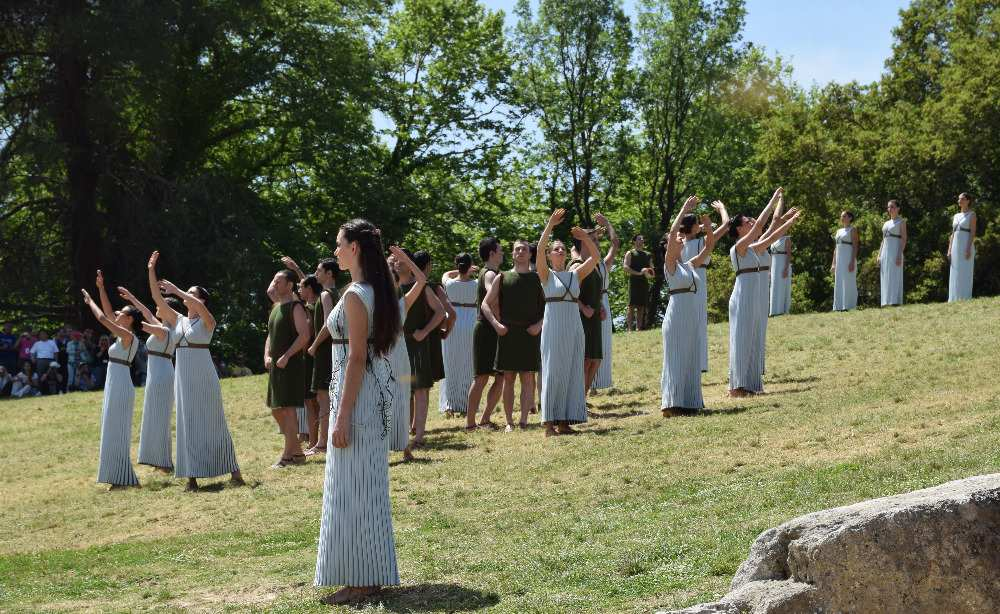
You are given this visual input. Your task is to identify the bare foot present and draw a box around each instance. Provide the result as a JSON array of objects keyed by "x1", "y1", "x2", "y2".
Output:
[
  {"x1": 185, "y1": 478, "x2": 199, "y2": 492},
  {"x1": 556, "y1": 424, "x2": 575, "y2": 434},
  {"x1": 320, "y1": 586, "x2": 380, "y2": 605},
  {"x1": 544, "y1": 425, "x2": 558, "y2": 437},
  {"x1": 402, "y1": 448, "x2": 415, "y2": 462}
]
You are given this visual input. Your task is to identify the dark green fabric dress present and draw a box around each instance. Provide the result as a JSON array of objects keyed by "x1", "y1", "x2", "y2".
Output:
[
  {"x1": 266, "y1": 300, "x2": 307, "y2": 408},
  {"x1": 427, "y1": 282, "x2": 446, "y2": 382},
  {"x1": 494, "y1": 270, "x2": 545, "y2": 372},
  {"x1": 572, "y1": 258, "x2": 604, "y2": 360},
  {"x1": 402, "y1": 282, "x2": 435, "y2": 389},
  {"x1": 473, "y1": 269, "x2": 500, "y2": 376},
  {"x1": 628, "y1": 249, "x2": 651, "y2": 307},
  {"x1": 311, "y1": 286, "x2": 340, "y2": 392},
  {"x1": 303, "y1": 303, "x2": 316, "y2": 400}
]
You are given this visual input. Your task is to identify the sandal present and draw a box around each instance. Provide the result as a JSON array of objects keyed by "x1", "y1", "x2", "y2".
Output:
[
  {"x1": 291, "y1": 454, "x2": 307, "y2": 465},
  {"x1": 303, "y1": 446, "x2": 326, "y2": 456},
  {"x1": 478, "y1": 421, "x2": 499, "y2": 431},
  {"x1": 271, "y1": 456, "x2": 294, "y2": 468}
]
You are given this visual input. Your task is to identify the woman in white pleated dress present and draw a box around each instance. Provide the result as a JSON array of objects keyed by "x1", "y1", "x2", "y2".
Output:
[
  {"x1": 948, "y1": 192, "x2": 977, "y2": 302},
  {"x1": 680, "y1": 201, "x2": 729, "y2": 373},
  {"x1": 316, "y1": 219, "x2": 401, "y2": 605},
  {"x1": 831, "y1": 211, "x2": 859, "y2": 311},
  {"x1": 536, "y1": 209, "x2": 600, "y2": 437},
  {"x1": 590, "y1": 214, "x2": 619, "y2": 392},
  {"x1": 879, "y1": 200, "x2": 907, "y2": 307},
  {"x1": 728, "y1": 188, "x2": 801, "y2": 397},
  {"x1": 439, "y1": 253, "x2": 478, "y2": 414},
  {"x1": 118, "y1": 286, "x2": 179, "y2": 472},
  {"x1": 661, "y1": 198, "x2": 719, "y2": 415},
  {"x1": 769, "y1": 235, "x2": 792, "y2": 316},
  {"x1": 83, "y1": 270, "x2": 143, "y2": 490},
  {"x1": 147, "y1": 251, "x2": 243, "y2": 491}
]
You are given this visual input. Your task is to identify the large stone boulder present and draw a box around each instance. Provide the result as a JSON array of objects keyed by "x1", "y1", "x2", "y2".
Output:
[{"x1": 665, "y1": 473, "x2": 1000, "y2": 614}]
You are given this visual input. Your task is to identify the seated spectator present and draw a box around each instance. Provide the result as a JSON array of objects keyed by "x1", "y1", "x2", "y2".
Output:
[
  {"x1": 39, "y1": 362, "x2": 64, "y2": 395},
  {"x1": 16, "y1": 332, "x2": 34, "y2": 372},
  {"x1": 0, "y1": 365, "x2": 12, "y2": 397},
  {"x1": 75, "y1": 363, "x2": 96, "y2": 392},
  {"x1": 0, "y1": 323, "x2": 16, "y2": 372},
  {"x1": 30, "y1": 330, "x2": 59, "y2": 374},
  {"x1": 11, "y1": 363, "x2": 39, "y2": 398}
]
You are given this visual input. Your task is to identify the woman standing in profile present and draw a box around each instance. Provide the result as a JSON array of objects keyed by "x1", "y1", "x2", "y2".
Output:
[
  {"x1": 831, "y1": 211, "x2": 859, "y2": 311},
  {"x1": 147, "y1": 251, "x2": 243, "y2": 491},
  {"x1": 83, "y1": 270, "x2": 143, "y2": 489},
  {"x1": 679, "y1": 200, "x2": 729, "y2": 373},
  {"x1": 315, "y1": 219, "x2": 401, "y2": 605},
  {"x1": 590, "y1": 214, "x2": 620, "y2": 393},
  {"x1": 879, "y1": 200, "x2": 907, "y2": 307},
  {"x1": 948, "y1": 192, "x2": 977, "y2": 302},
  {"x1": 118, "y1": 286, "x2": 178, "y2": 473}
]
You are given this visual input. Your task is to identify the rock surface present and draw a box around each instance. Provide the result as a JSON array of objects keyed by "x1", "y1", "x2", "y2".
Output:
[{"x1": 664, "y1": 473, "x2": 1000, "y2": 614}]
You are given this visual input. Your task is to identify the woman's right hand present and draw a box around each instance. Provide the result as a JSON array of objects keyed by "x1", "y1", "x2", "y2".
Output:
[
  {"x1": 548, "y1": 208, "x2": 566, "y2": 228},
  {"x1": 495, "y1": 323, "x2": 508, "y2": 336},
  {"x1": 264, "y1": 355, "x2": 273, "y2": 370},
  {"x1": 95, "y1": 270, "x2": 105, "y2": 289},
  {"x1": 117, "y1": 286, "x2": 136, "y2": 304},
  {"x1": 81, "y1": 289, "x2": 94, "y2": 306},
  {"x1": 413, "y1": 329, "x2": 427, "y2": 342},
  {"x1": 148, "y1": 251, "x2": 159, "y2": 270},
  {"x1": 331, "y1": 415, "x2": 351, "y2": 448},
  {"x1": 307, "y1": 344, "x2": 317, "y2": 357}
]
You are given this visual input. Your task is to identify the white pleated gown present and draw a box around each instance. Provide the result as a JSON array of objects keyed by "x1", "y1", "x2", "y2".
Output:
[
  {"x1": 439, "y1": 278, "x2": 477, "y2": 412},
  {"x1": 948, "y1": 211, "x2": 976, "y2": 302},
  {"x1": 173, "y1": 316, "x2": 240, "y2": 478},
  {"x1": 681, "y1": 237, "x2": 709, "y2": 373},
  {"x1": 592, "y1": 261, "x2": 614, "y2": 390},
  {"x1": 769, "y1": 237, "x2": 792, "y2": 316},
  {"x1": 97, "y1": 337, "x2": 140, "y2": 486},
  {"x1": 540, "y1": 270, "x2": 587, "y2": 424},
  {"x1": 833, "y1": 227, "x2": 857, "y2": 311},
  {"x1": 660, "y1": 262, "x2": 703, "y2": 410},
  {"x1": 728, "y1": 247, "x2": 764, "y2": 393},
  {"x1": 880, "y1": 218, "x2": 905, "y2": 306},
  {"x1": 316, "y1": 282, "x2": 399, "y2": 588},
  {"x1": 137, "y1": 331, "x2": 176, "y2": 469},
  {"x1": 756, "y1": 248, "x2": 771, "y2": 377},
  {"x1": 388, "y1": 297, "x2": 410, "y2": 452}
]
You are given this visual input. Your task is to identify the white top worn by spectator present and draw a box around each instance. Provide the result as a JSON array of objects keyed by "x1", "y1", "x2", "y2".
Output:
[{"x1": 30, "y1": 339, "x2": 59, "y2": 360}]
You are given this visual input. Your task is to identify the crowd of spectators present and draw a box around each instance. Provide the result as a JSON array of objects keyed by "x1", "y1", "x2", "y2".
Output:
[{"x1": 0, "y1": 321, "x2": 249, "y2": 399}]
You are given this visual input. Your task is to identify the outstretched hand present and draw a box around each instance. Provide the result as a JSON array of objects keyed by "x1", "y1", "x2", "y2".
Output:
[
  {"x1": 81, "y1": 289, "x2": 94, "y2": 306},
  {"x1": 710, "y1": 200, "x2": 725, "y2": 212},
  {"x1": 769, "y1": 187, "x2": 784, "y2": 206},
  {"x1": 117, "y1": 286, "x2": 137, "y2": 304},
  {"x1": 548, "y1": 208, "x2": 567, "y2": 228},
  {"x1": 570, "y1": 226, "x2": 588, "y2": 241},
  {"x1": 95, "y1": 270, "x2": 105, "y2": 289},
  {"x1": 280, "y1": 256, "x2": 298, "y2": 271},
  {"x1": 682, "y1": 195, "x2": 700, "y2": 211},
  {"x1": 148, "y1": 251, "x2": 159, "y2": 271},
  {"x1": 158, "y1": 279, "x2": 180, "y2": 297},
  {"x1": 594, "y1": 212, "x2": 609, "y2": 228}
]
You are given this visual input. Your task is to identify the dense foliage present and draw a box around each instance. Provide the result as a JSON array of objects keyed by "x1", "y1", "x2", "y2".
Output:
[{"x1": 2, "y1": 0, "x2": 996, "y2": 365}]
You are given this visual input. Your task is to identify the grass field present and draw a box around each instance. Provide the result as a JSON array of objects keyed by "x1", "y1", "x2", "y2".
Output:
[{"x1": 1, "y1": 297, "x2": 999, "y2": 613}]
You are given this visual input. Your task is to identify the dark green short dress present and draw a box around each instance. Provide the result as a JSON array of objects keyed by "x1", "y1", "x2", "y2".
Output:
[
  {"x1": 303, "y1": 303, "x2": 317, "y2": 400},
  {"x1": 494, "y1": 270, "x2": 545, "y2": 373},
  {"x1": 572, "y1": 259, "x2": 603, "y2": 360},
  {"x1": 267, "y1": 300, "x2": 307, "y2": 408},
  {"x1": 403, "y1": 282, "x2": 436, "y2": 390},
  {"x1": 628, "y1": 249, "x2": 651, "y2": 307},
  {"x1": 428, "y1": 282, "x2": 446, "y2": 382},
  {"x1": 311, "y1": 286, "x2": 339, "y2": 393},
  {"x1": 473, "y1": 269, "x2": 500, "y2": 376}
]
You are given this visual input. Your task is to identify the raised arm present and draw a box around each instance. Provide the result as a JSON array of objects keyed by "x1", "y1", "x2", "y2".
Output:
[
  {"x1": 595, "y1": 213, "x2": 619, "y2": 270},
  {"x1": 280, "y1": 256, "x2": 306, "y2": 281},
  {"x1": 81, "y1": 289, "x2": 133, "y2": 347},
  {"x1": 691, "y1": 215, "x2": 720, "y2": 268},
  {"x1": 739, "y1": 187, "x2": 782, "y2": 253},
  {"x1": 709, "y1": 201, "x2": 730, "y2": 242},
  {"x1": 147, "y1": 251, "x2": 180, "y2": 327},
  {"x1": 569, "y1": 226, "x2": 599, "y2": 281},
  {"x1": 118, "y1": 286, "x2": 167, "y2": 342},
  {"x1": 160, "y1": 279, "x2": 215, "y2": 332},
  {"x1": 95, "y1": 270, "x2": 114, "y2": 319},
  {"x1": 760, "y1": 209, "x2": 803, "y2": 255},
  {"x1": 389, "y1": 246, "x2": 428, "y2": 313},
  {"x1": 670, "y1": 195, "x2": 700, "y2": 236},
  {"x1": 536, "y1": 208, "x2": 566, "y2": 285}
]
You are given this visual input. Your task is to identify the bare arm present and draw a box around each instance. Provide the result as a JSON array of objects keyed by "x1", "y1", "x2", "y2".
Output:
[
  {"x1": 276, "y1": 303, "x2": 311, "y2": 368},
  {"x1": 95, "y1": 271, "x2": 114, "y2": 319},
  {"x1": 897, "y1": 220, "x2": 907, "y2": 264},
  {"x1": 415, "y1": 287, "x2": 445, "y2": 341},
  {"x1": 308, "y1": 290, "x2": 335, "y2": 355},
  {"x1": 147, "y1": 251, "x2": 180, "y2": 327},
  {"x1": 536, "y1": 208, "x2": 566, "y2": 286},
  {"x1": 690, "y1": 216, "x2": 719, "y2": 268},
  {"x1": 850, "y1": 227, "x2": 860, "y2": 271},
  {"x1": 569, "y1": 226, "x2": 600, "y2": 281},
  {"x1": 141, "y1": 322, "x2": 169, "y2": 342},
  {"x1": 966, "y1": 213, "x2": 977, "y2": 259},
  {"x1": 623, "y1": 251, "x2": 641, "y2": 275},
  {"x1": 595, "y1": 213, "x2": 619, "y2": 269},
  {"x1": 82, "y1": 289, "x2": 133, "y2": 348},
  {"x1": 434, "y1": 284, "x2": 456, "y2": 334},
  {"x1": 118, "y1": 286, "x2": 161, "y2": 326},
  {"x1": 710, "y1": 201, "x2": 730, "y2": 242},
  {"x1": 160, "y1": 279, "x2": 215, "y2": 332},
  {"x1": 755, "y1": 207, "x2": 800, "y2": 251},
  {"x1": 280, "y1": 256, "x2": 305, "y2": 280},
  {"x1": 330, "y1": 293, "x2": 368, "y2": 449},
  {"x1": 389, "y1": 246, "x2": 427, "y2": 313},
  {"x1": 739, "y1": 187, "x2": 782, "y2": 254},
  {"x1": 481, "y1": 274, "x2": 507, "y2": 336}
]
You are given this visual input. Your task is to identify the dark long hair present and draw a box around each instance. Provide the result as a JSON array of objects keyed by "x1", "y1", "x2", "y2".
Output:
[
  {"x1": 340, "y1": 219, "x2": 400, "y2": 356},
  {"x1": 121, "y1": 306, "x2": 144, "y2": 336},
  {"x1": 455, "y1": 252, "x2": 473, "y2": 274},
  {"x1": 728, "y1": 213, "x2": 748, "y2": 238}
]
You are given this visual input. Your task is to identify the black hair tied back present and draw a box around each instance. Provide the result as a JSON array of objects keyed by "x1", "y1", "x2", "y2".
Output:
[
  {"x1": 455, "y1": 252, "x2": 473, "y2": 274},
  {"x1": 339, "y1": 219, "x2": 401, "y2": 356}
]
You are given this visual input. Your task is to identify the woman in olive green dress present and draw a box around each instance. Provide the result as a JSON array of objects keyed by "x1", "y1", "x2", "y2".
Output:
[
  {"x1": 571, "y1": 235, "x2": 603, "y2": 393},
  {"x1": 265, "y1": 269, "x2": 311, "y2": 467},
  {"x1": 306, "y1": 259, "x2": 340, "y2": 456},
  {"x1": 394, "y1": 251, "x2": 445, "y2": 446}
]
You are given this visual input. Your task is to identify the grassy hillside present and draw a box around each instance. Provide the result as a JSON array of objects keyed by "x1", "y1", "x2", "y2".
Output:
[{"x1": 1, "y1": 298, "x2": 999, "y2": 613}]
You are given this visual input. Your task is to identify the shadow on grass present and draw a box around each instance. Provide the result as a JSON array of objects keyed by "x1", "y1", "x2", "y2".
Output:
[
  {"x1": 356, "y1": 583, "x2": 501, "y2": 612},
  {"x1": 767, "y1": 374, "x2": 820, "y2": 385},
  {"x1": 390, "y1": 456, "x2": 433, "y2": 467}
]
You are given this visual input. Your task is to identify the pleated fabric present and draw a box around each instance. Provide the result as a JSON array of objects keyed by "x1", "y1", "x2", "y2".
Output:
[
  {"x1": 948, "y1": 211, "x2": 975, "y2": 302},
  {"x1": 833, "y1": 227, "x2": 857, "y2": 311},
  {"x1": 728, "y1": 247, "x2": 764, "y2": 393},
  {"x1": 540, "y1": 270, "x2": 587, "y2": 424},
  {"x1": 681, "y1": 237, "x2": 710, "y2": 373},
  {"x1": 97, "y1": 337, "x2": 140, "y2": 486},
  {"x1": 296, "y1": 406, "x2": 310, "y2": 435},
  {"x1": 756, "y1": 248, "x2": 771, "y2": 377},
  {"x1": 316, "y1": 282, "x2": 399, "y2": 588},
  {"x1": 388, "y1": 297, "x2": 410, "y2": 452},
  {"x1": 660, "y1": 262, "x2": 703, "y2": 410},
  {"x1": 439, "y1": 278, "x2": 477, "y2": 412},
  {"x1": 137, "y1": 331, "x2": 176, "y2": 470},
  {"x1": 769, "y1": 236, "x2": 792, "y2": 316},
  {"x1": 592, "y1": 261, "x2": 614, "y2": 390},
  {"x1": 173, "y1": 317, "x2": 240, "y2": 478},
  {"x1": 880, "y1": 218, "x2": 905, "y2": 306}
]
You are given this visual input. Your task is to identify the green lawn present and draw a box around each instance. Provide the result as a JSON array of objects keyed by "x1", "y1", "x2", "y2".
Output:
[{"x1": 1, "y1": 298, "x2": 999, "y2": 613}]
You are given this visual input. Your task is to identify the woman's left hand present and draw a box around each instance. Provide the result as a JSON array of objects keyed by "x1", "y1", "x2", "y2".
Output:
[{"x1": 331, "y1": 415, "x2": 351, "y2": 448}]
